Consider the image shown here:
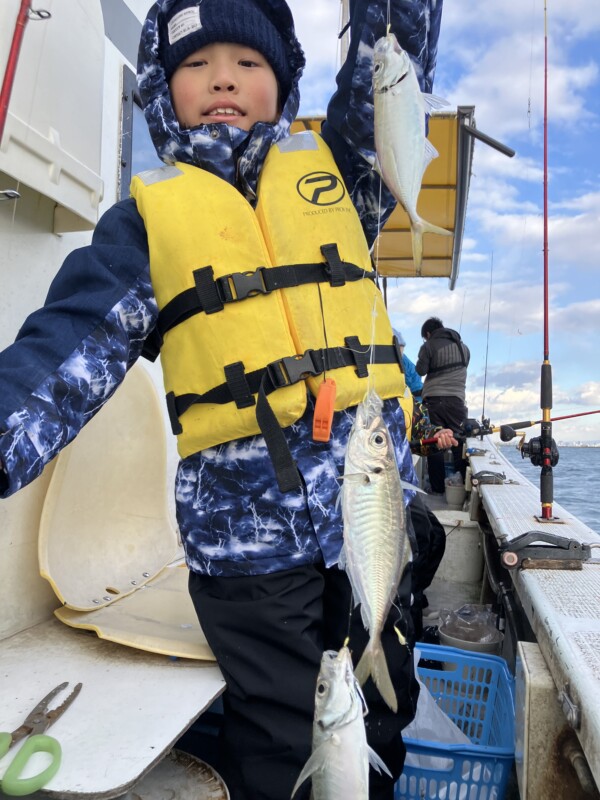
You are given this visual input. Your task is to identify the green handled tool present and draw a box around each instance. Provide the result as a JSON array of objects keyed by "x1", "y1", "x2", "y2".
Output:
[{"x1": 0, "y1": 681, "x2": 82, "y2": 796}]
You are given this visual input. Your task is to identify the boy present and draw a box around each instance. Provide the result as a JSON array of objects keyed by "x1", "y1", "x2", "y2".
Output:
[{"x1": 0, "y1": 1, "x2": 445, "y2": 798}]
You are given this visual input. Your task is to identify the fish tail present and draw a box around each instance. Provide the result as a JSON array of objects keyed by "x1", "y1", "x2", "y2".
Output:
[
  {"x1": 355, "y1": 640, "x2": 398, "y2": 713},
  {"x1": 411, "y1": 218, "x2": 452, "y2": 274}
]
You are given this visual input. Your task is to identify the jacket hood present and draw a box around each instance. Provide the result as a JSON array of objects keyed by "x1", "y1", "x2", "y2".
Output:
[
  {"x1": 432, "y1": 327, "x2": 461, "y2": 341},
  {"x1": 137, "y1": 0, "x2": 305, "y2": 196}
]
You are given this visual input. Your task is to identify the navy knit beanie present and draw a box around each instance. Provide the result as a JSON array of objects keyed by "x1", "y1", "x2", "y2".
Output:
[{"x1": 160, "y1": 0, "x2": 292, "y2": 99}]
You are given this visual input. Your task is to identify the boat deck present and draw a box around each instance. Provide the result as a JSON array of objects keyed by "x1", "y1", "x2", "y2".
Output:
[{"x1": 466, "y1": 438, "x2": 600, "y2": 789}]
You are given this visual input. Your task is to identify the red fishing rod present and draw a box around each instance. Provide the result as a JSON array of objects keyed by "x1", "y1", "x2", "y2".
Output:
[
  {"x1": 0, "y1": 1, "x2": 31, "y2": 144},
  {"x1": 498, "y1": 409, "x2": 600, "y2": 441},
  {"x1": 419, "y1": 409, "x2": 600, "y2": 447}
]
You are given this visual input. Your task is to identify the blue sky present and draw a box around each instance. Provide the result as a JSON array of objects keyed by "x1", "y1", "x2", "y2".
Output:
[{"x1": 288, "y1": 0, "x2": 600, "y2": 443}]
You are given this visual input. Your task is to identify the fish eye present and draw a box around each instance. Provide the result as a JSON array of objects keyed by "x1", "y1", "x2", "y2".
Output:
[
  {"x1": 317, "y1": 682, "x2": 327, "y2": 696},
  {"x1": 371, "y1": 433, "x2": 386, "y2": 446},
  {"x1": 374, "y1": 62, "x2": 382, "y2": 73}
]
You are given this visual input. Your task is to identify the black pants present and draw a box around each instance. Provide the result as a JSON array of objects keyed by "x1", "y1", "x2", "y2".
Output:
[
  {"x1": 408, "y1": 494, "x2": 446, "y2": 639},
  {"x1": 424, "y1": 395, "x2": 468, "y2": 492},
  {"x1": 189, "y1": 564, "x2": 419, "y2": 800}
]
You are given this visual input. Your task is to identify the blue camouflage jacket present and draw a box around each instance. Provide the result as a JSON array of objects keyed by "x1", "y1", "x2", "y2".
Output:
[{"x1": 0, "y1": 0, "x2": 443, "y2": 577}]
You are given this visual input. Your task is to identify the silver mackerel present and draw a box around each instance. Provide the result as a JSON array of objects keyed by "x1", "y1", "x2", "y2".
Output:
[
  {"x1": 373, "y1": 32, "x2": 450, "y2": 274},
  {"x1": 291, "y1": 647, "x2": 390, "y2": 799},
  {"x1": 340, "y1": 389, "x2": 412, "y2": 712}
]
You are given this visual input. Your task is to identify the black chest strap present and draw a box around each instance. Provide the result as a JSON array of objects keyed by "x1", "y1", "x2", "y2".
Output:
[{"x1": 141, "y1": 244, "x2": 372, "y2": 362}]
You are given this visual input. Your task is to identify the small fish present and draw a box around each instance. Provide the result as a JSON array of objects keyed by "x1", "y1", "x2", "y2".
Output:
[
  {"x1": 373, "y1": 32, "x2": 451, "y2": 274},
  {"x1": 291, "y1": 647, "x2": 391, "y2": 799},
  {"x1": 339, "y1": 389, "x2": 412, "y2": 712}
]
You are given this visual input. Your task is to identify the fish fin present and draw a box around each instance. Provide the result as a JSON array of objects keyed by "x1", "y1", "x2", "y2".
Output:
[
  {"x1": 337, "y1": 543, "x2": 346, "y2": 570},
  {"x1": 354, "y1": 642, "x2": 372, "y2": 686},
  {"x1": 423, "y1": 137, "x2": 440, "y2": 168},
  {"x1": 373, "y1": 154, "x2": 383, "y2": 177},
  {"x1": 291, "y1": 745, "x2": 329, "y2": 797},
  {"x1": 400, "y1": 479, "x2": 425, "y2": 494},
  {"x1": 355, "y1": 641, "x2": 398, "y2": 713},
  {"x1": 359, "y1": 600, "x2": 371, "y2": 628},
  {"x1": 336, "y1": 482, "x2": 343, "y2": 511},
  {"x1": 410, "y1": 217, "x2": 452, "y2": 273},
  {"x1": 368, "y1": 746, "x2": 393, "y2": 777},
  {"x1": 410, "y1": 224, "x2": 424, "y2": 274},
  {"x1": 422, "y1": 92, "x2": 449, "y2": 112}
]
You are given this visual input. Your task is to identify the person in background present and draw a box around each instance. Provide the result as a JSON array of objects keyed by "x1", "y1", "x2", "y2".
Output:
[
  {"x1": 0, "y1": 1, "x2": 445, "y2": 799},
  {"x1": 394, "y1": 329, "x2": 423, "y2": 402},
  {"x1": 416, "y1": 317, "x2": 470, "y2": 494}
]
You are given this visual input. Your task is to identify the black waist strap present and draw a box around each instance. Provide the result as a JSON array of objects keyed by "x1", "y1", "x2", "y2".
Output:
[
  {"x1": 168, "y1": 340, "x2": 402, "y2": 421},
  {"x1": 167, "y1": 338, "x2": 404, "y2": 493}
]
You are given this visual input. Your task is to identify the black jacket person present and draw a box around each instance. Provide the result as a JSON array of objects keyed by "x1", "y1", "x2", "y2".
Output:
[{"x1": 416, "y1": 317, "x2": 470, "y2": 493}]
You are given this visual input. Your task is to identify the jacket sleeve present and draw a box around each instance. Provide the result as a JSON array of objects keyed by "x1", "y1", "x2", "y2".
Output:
[
  {"x1": 402, "y1": 354, "x2": 423, "y2": 398},
  {"x1": 0, "y1": 199, "x2": 158, "y2": 498},
  {"x1": 321, "y1": 0, "x2": 444, "y2": 248},
  {"x1": 415, "y1": 343, "x2": 430, "y2": 377}
]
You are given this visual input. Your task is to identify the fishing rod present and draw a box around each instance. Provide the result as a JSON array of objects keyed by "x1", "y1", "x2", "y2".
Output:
[
  {"x1": 419, "y1": 409, "x2": 600, "y2": 450},
  {"x1": 0, "y1": 1, "x2": 31, "y2": 144},
  {"x1": 0, "y1": 3, "x2": 51, "y2": 144},
  {"x1": 495, "y1": 409, "x2": 600, "y2": 443},
  {"x1": 537, "y1": 0, "x2": 554, "y2": 521}
]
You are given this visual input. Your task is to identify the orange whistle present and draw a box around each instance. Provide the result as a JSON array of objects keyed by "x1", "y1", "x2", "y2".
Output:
[{"x1": 312, "y1": 378, "x2": 336, "y2": 442}]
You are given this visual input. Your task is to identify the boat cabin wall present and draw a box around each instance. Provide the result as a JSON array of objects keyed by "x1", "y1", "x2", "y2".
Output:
[
  {"x1": 0, "y1": 1, "x2": 105, "y2": 231},
  {"x1": 0, "y1": 1, "x2": 176, "y2": 640}
]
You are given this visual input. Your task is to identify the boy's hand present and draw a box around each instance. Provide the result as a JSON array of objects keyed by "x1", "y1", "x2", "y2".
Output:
[{"x1": 433, "y1": 429, "x2": 458, "y2": 449}]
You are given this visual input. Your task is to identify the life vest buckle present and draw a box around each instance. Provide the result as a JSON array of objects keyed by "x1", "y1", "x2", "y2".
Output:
[
  {"x1": 219, "y1": 267, "x2": 268, "y2": 302},
  {"x1": 266, "y1": 350, "x2": 322, "y2": 389}
]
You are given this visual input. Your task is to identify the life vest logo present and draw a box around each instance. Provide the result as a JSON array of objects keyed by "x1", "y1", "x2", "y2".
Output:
[{"x1": 297, "y1": 172, "x2": 346, "y2": 206}]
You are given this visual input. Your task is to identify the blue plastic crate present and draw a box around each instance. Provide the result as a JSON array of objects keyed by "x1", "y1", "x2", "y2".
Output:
[{"x1": 396, "y1": 643, "x2": 515, "y2": 800}]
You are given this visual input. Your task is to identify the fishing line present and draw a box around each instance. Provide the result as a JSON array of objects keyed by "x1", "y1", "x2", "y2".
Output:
[
  {"x1": 316, "y1": 284, "x2": 330, "y2": 379},
  {"x1": 482, "y1": 253, "x2": 494, "y2": 422},
  {"x1": 369, "y1": 176, "x2": 386, "y2": 373},
  {"x1": 344, "y1": 596, "x2": 354, "y2": 647},
  {"x1": 10, "y1": 181, "x2": 20, "y2": 228},
  {"x1": 444, "y1": 523, "x2": 460, "y2": 538}
]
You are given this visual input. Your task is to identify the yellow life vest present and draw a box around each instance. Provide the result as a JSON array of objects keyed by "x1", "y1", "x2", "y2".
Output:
[{"x1": 131, "y1": 131, "x2": 409, "y2": 475}]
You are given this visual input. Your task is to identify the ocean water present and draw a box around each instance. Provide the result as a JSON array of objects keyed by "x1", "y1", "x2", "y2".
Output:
[{"x1": 499, "y1": 445, "x2": 600, "y2": 536}]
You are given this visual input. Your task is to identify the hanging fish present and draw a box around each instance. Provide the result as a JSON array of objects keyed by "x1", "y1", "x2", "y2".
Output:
[
  {"x1": 339, "y1": 389, "x2": 412, "y2": 712},
  {"x1": 291, "y1": 646, "x2": 391, "y2": 799},
  {"x1": 373, "y1": 31, "x2": 451, "y2": 274}
]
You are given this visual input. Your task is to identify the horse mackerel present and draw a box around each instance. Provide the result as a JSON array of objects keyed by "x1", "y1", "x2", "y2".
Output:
[
  {"x1": 373, "y1": 32, "x2": 451, "y2": 274},
  {"x1": 291, "y1": 646, "x2": 390, "y2": 800},
  {"x1": 339, "y1": 389, "x2": 412, "y2": 712}
]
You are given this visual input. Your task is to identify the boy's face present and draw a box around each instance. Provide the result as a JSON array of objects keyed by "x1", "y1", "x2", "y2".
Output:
[{"x1": 169, "y1": 42, "x2": 279, "y2": 131}]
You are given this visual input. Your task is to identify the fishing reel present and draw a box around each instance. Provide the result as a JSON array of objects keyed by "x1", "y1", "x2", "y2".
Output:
[
  {"x1": 460, "y1": 418, "x2": 493, "y2": 439},
  {"x1": 520, "y1": 436, "x2": 559, "y2": 468}
]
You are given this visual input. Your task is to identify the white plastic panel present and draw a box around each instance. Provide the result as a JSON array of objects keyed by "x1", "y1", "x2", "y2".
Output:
[
  {"x1": 0, "y1": 0, "x2": 105, "y2": 231},
  {"x1": 0, "y1": 619, "x2": 224, "y2": 797}
]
